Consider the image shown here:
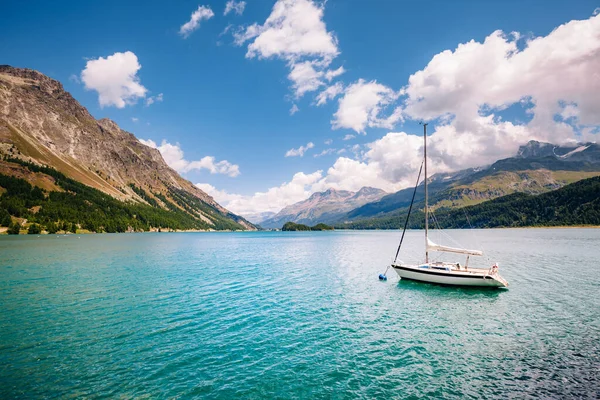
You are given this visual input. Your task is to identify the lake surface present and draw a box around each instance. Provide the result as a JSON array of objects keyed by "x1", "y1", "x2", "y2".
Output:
[{"x1": 1, "y1": 229, "x2": 599, "y2": 398}]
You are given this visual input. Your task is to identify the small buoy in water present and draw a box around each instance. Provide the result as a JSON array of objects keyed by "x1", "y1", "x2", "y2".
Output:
[{"x1": 378, "y1": 274, "x2": 387, "y2": 281}]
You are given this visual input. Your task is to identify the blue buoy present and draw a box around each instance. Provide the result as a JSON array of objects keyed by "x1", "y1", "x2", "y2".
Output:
[{"x1": 378, "y1": 274, "x2": 387, "y2": 281}]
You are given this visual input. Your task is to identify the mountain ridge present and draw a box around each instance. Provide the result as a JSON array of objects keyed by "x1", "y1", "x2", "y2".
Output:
[
  {"x1": 0, "y1": 65, "x2": 255, "y2": 231},
  {"x1": 339, "y1": 140, "x2": 600, "y2": 224},
  {"x1": 260, "y1": 186, "x2": 387, "y2": 228}
]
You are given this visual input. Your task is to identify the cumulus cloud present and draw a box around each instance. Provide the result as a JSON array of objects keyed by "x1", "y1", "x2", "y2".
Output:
[
  {"x1": 131, "y1": 117, "x2": 139, "y2": 122},
  {"x1": 290, "y1": 104, "x2": 300, "y2": 115},
  {"x1": 315, "y1": 81, "x2": 344, "y2": 106},
  {"x1": 202, "y1": 13, "x2": 600, "y2": 216},
  {"x1": 285, "y1": 141, "x2": 314, "y2": 157},
  {"x1": 224, "y1": 0, "x2": 246, "y2": 16},
  {"x1": 396, "y1": 13, "x2": 600, "y2": 167},
  {"x1": 343, "y1": 134, "x2": 355, "y2": 141},
  {"x1": 81, "y1": 51, "x2": 147, "y2": 108},
  {"x1": 332, "y1": 79, "x2": 402, "y2": 133},
  {"x1": 140, "y1": 139, "x2": 240, "y2": 177},
  {"x1": 288, "y1": 60, "x2": 325, "y2": 97},
  {"x1": 179, "y1": 5, "x2": 214, "y2": 38},
  {"x1": 239, "y1": 0, "x2": 338, "y2": 60},
  {"x1": 196, "y1": 171, "x2": 323, "y2": 214},
  {"x1": 234, "y1": 0, "x2": 343, "y2": 98},
  {"x1": 324, "y1": 139, "x2": 333, "y2": 145},
  {"x1": 145, "y1": 93, "x2": 163, "y2": 106},
  {"x1": 320, "y1": 13, "x2": 600, "y2": 193}
]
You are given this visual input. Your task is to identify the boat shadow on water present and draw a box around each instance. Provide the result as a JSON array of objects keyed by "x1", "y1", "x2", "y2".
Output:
[{"x1": 396, "y1": 278, "x2": 506, "y2": 298}]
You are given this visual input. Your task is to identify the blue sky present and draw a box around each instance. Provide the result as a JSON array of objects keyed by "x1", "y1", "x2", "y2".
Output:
[{"x1": 3, "y1": 0, "x2": 599, "y2": 217}]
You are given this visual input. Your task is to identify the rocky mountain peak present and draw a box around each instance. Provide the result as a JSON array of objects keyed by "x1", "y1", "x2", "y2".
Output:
[
  {"x1": 355, "y1": 186, "x2": 386, "y2": 196},
  {"x1": 98, "y1": 118, "x2": 122, "y2": 133},
  {"x1": 516, "y1": 140, "x2": 555, "y2": 158},
  {"x1": 0, "y1": 65, "x2": 256, "y2": 230},
  {"x1": 0, "y1": 65, "x2": 65, "y2": 95}
]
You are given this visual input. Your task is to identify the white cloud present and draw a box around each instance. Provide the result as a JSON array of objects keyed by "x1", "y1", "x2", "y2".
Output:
[
  {"x1": 179, "y1": 5, "x2": 214, "y2": 38},
  {"x1": 200, "y1": 14, "x2": 600, "y2": 217},
  {"x1": 285, "y1": 141, "x2": 314, "y2": 157},
  {"x1": 240, "y1": 0, "x2": 338, "y2": 60},
  {"x1": 196, "y1": 171, "x2": 323, "y2": 214},
  {"x1": 140, "y1": 139, "x2": 240, "y2": 177},
  {"x1": 81, "y1": 51, "x2": 147, "y2": 108},
  {"x1": 145, "y1": 93, "x2": 163, "y2": 106},
  {"x1": 69, "y1": 74, "x2": 80, "y2": 83},
  {"x1": 594, "y1": 7, "x2": 600, "y2": 16},
  {"x1": 324, "y1": 139, "x2": 333, "y2": 145},
  {"x1": 288, "y1": 60, "x2": 325, "y2": 97},
  {"x1": 343, "y1": 134, "x2": 355, "y2": 141},
  {"x1": 332, "y1": 79, "x2": 402, "y2": 133},
  {"x1": 325, "y1": 66, "x2": 345, "y2": 81},
  {"x1": 399, "y1": 13, "x2": 600, "y2": 164},
  {"x1": 131, "y1": 117, "x2": 139, "y2": 122},
  {"x1": 224, "y1": 0, "x2": 246, "y2": 16},
  {"x1": 314, "y1": 148, "x2": 335, "y2": 157},
  {"x1": 234, "y1": 0, "x2": 342, "y2": 98},
  {"x1": 290, "y1": 104, "x2": 300, "y2": 115},
  {"x1": 315, "y1": 81, "x2": 344, "y2": 106},
  {"x1": 560, "y1": 104, "x2": 579, "y2": 120},
  {"x1": 232, "y1": 23, "x2": 262, "y2": 46}
]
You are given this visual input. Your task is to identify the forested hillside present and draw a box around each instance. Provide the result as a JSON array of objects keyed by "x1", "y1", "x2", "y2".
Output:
[
  {"x1": 0, "y1": 158, "x2": 245, "y2": 233},
  {"x1": 338, "y1": 176, "x2": 600, "y2": 229}
]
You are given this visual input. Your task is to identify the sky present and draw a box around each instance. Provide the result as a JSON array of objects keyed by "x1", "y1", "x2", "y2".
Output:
[{"x1": 2, "y1": 0, "x2": 600, "y2": 218}]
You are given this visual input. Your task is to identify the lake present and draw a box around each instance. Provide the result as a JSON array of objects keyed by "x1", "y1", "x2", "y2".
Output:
[{"x1": 1, "y1": 229, "x2": 599, "y2": 398}]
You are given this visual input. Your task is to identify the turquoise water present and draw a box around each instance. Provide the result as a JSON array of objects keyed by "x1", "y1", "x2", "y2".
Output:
[{"x1": 1, "y1": 229, "x2": 599, "y2": 398}]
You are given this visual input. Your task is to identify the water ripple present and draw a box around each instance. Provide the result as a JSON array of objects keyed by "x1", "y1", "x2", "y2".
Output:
[{"x1": 1, "y1": 230, "x2": 599, "y2": 398}]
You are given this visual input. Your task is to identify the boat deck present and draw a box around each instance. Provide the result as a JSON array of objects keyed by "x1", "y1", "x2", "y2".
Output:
[{"x1": 392, "y1": 262, "x2": 509, "y2": 287}]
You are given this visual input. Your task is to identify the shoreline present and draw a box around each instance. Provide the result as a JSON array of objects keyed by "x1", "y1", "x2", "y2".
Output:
[{"x1": 1, "y1": 225, "x2": 600, "y2": 235}]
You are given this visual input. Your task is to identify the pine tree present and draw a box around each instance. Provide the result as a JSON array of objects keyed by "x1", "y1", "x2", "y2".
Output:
[
  {"x1": 0, "y1": 209, "x2": 12, "y2": 227},
  {"x1": 27, "y1": 224, "x2": 41, "y2": 234},
  {"x1": 47, "y1": 222, "x2": 59, "y2": 234},
  {"x1": 8, "y1": 222, "x2": 21, "y2": 235}
]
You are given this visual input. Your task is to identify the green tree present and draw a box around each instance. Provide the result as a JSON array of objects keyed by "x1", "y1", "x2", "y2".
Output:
[
  {"x1": 0, "y1": 209, "x2": 12, "y2": 227},
  {"x1": 46, "y1": 222, "x2": 59, "y2": 234},
  {"x1": 311, "y1": 223, "x2": 334, "y2": 231},
  {"x1": 7, "y1": 222, "x2": 20, "y2": 235},
  {"x1": 27, "y1": 223, "x2": 42, "y2": 234},
  {"x1": 282, "y1": 222, "x2": 311, "y2": 231},
  {"x1": 70, "y1": 223, "x2": 78, "y2": 233}
]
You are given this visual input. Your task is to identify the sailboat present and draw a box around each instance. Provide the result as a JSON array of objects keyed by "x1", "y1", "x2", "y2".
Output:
[{"x1": 390, "y1": 124, "x2": 508, "y2": 288}]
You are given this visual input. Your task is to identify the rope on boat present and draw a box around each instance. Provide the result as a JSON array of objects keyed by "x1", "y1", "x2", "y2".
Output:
[
  {"x1": 380, "y1": 160, "x2": 424, "y2": 281},
  {"x1": 393, "y1": 160, "x2": 424, "y2": 264}
]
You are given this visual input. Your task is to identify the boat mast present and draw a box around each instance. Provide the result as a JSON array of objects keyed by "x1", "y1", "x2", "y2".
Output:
[{"x1": 423, "y1": 123, "x2": 429, "y2": 264}]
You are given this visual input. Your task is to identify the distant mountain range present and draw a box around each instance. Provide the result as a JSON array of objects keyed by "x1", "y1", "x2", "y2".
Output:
[
  {"x1": 260, "y1": 186, "x2": 387, "y2": 228},
  {"x1": 338, "y1": 176, "x2": 600, "y2": 229},
  {"x1": 0, "y1": 66, "x2": 255, "y2": 232},
  {"x1": 242, "y1": 211, "x2": 277, "y2": 224},
  {"x1": 267, "y1": 140, "x2": 600, "y2": 229}
]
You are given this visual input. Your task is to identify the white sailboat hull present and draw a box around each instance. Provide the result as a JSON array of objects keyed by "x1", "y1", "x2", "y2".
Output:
[{"x1": 392, "y1": 264, "x2": 508, "y2": 288}]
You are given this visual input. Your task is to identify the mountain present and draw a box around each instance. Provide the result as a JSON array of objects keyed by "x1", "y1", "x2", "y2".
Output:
[
  {"x1": 0, "y1": 65, "x2": 255, "y2": 231},
  {"x1": 242, "y1": 211, "x2": 276, "y2": 224},
  {"x1": 260, "y1": 186, "x2": 387, "y2": 229},
  {"x1": 342, "y1": 140, "x2": 600, "y2": 223},
  {"x1": 338, "y1": 176, "x2": 600, "y2": 229}
]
